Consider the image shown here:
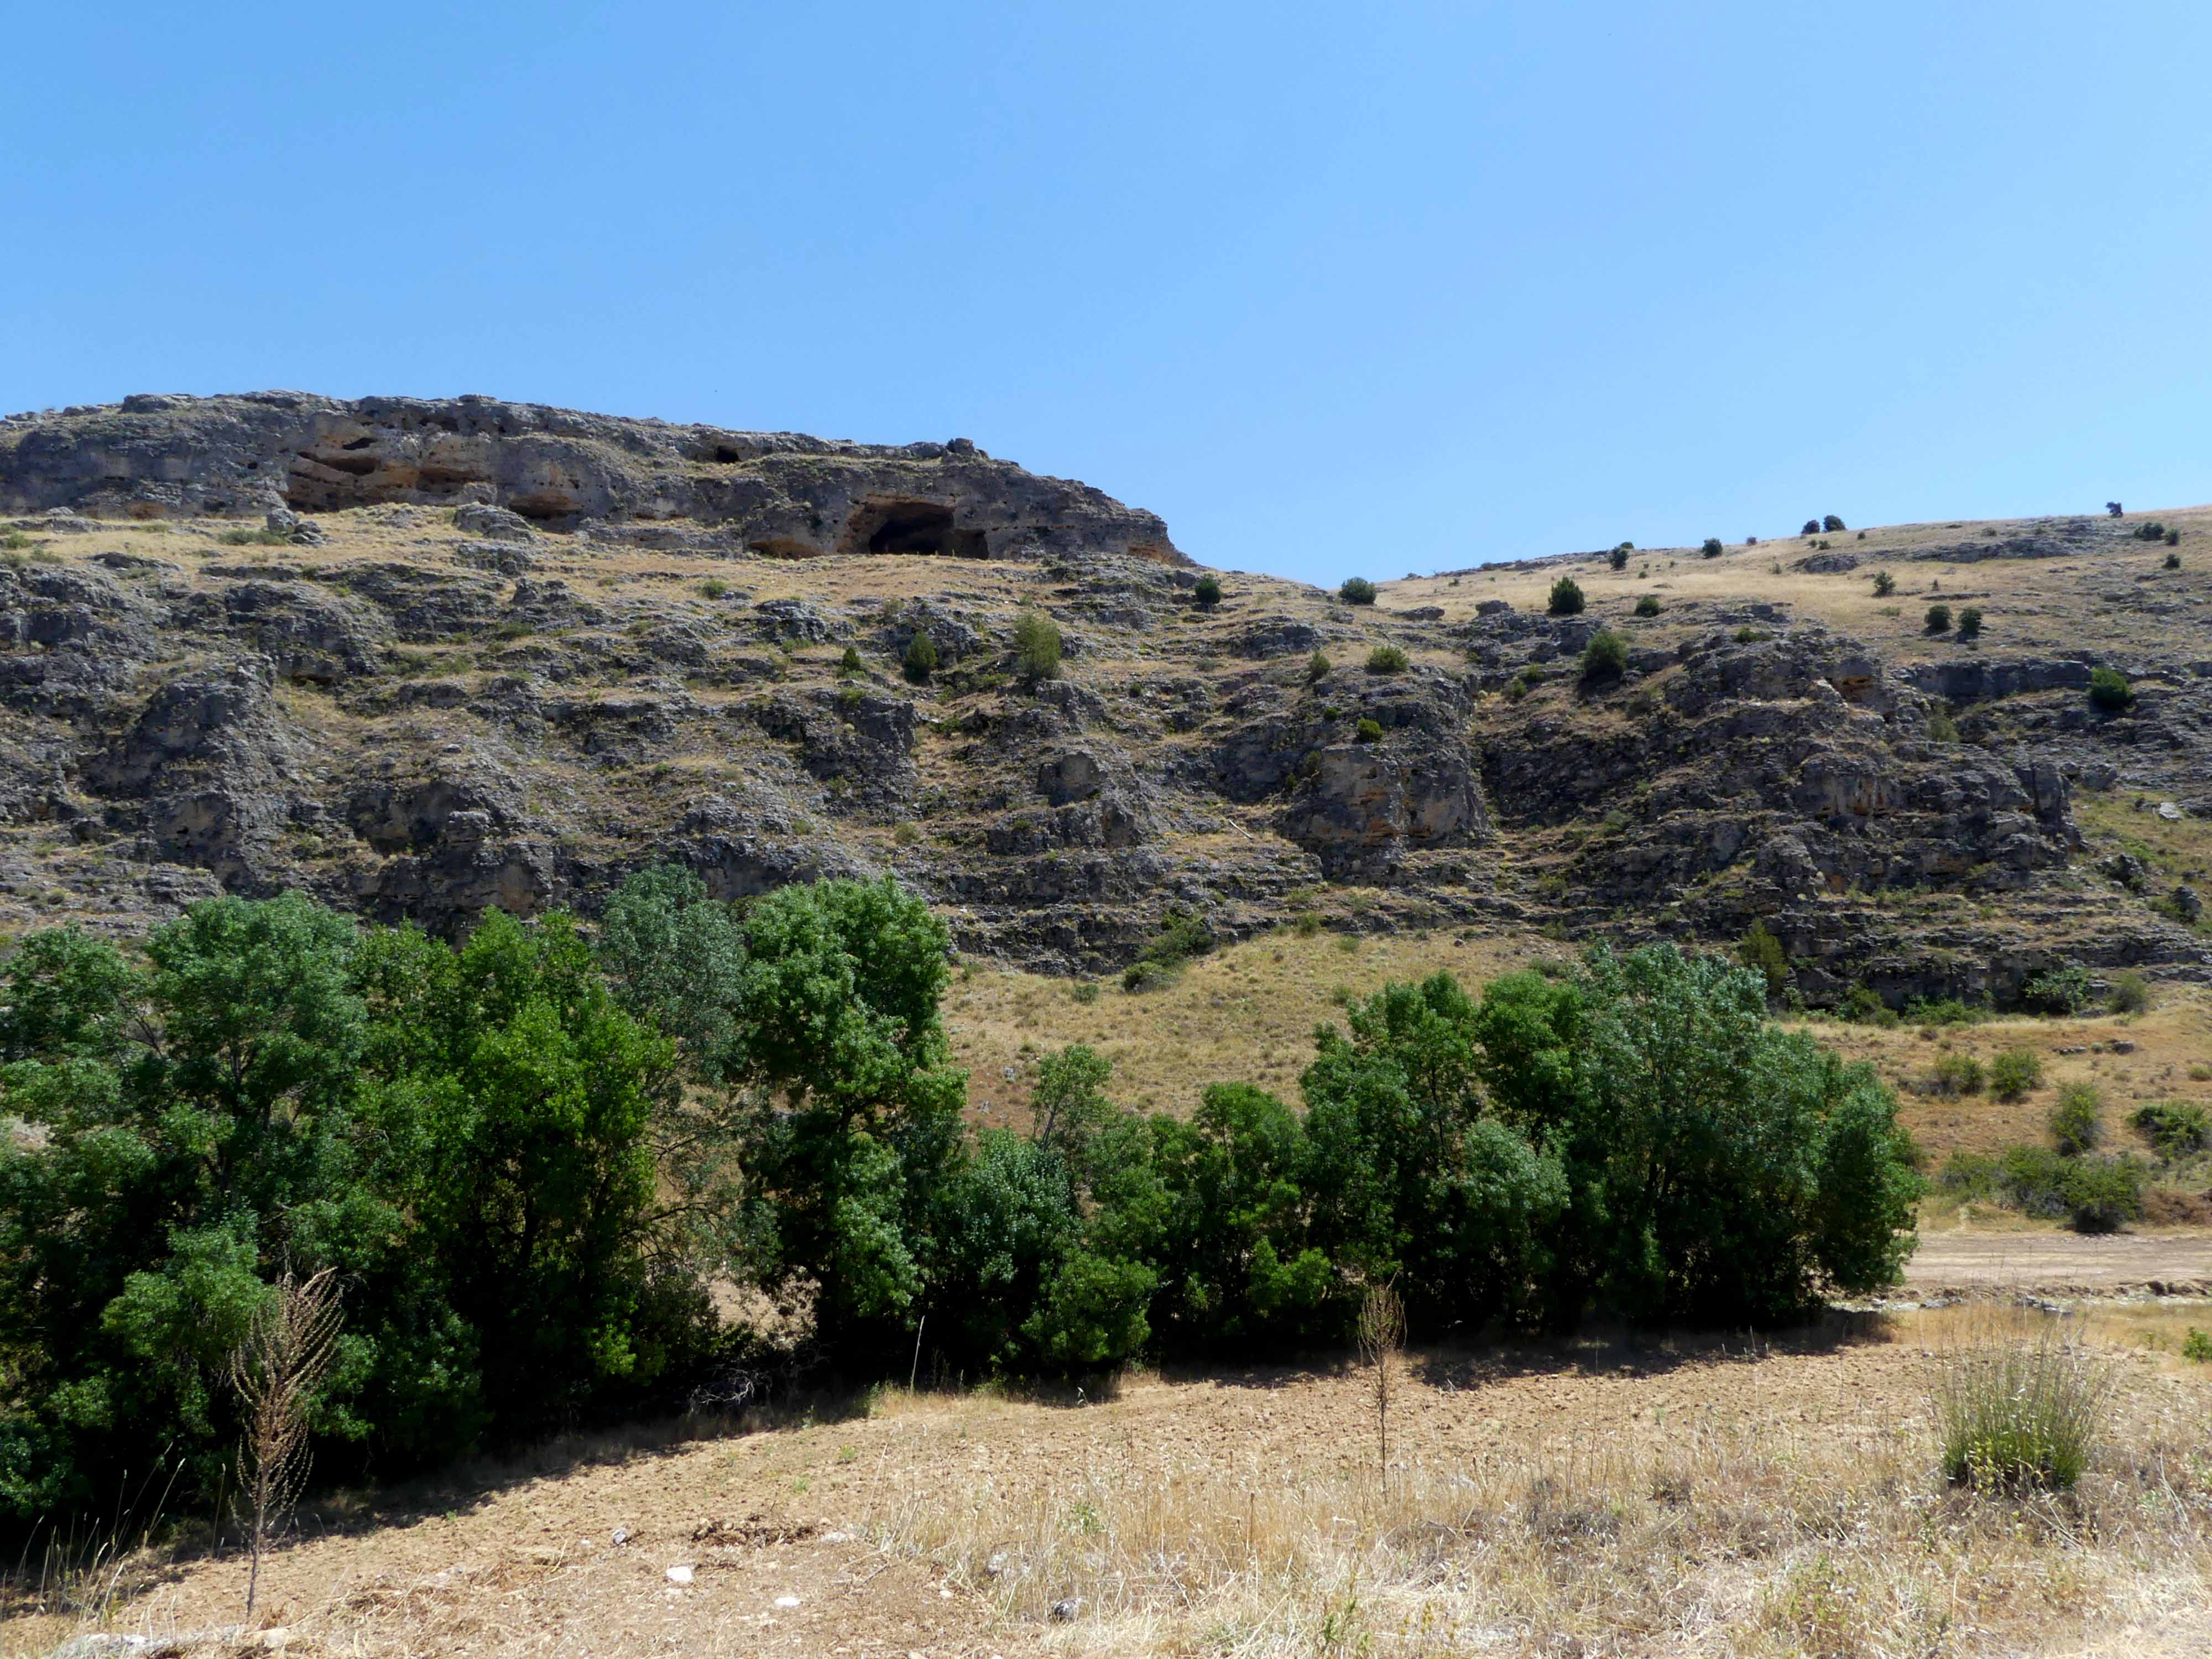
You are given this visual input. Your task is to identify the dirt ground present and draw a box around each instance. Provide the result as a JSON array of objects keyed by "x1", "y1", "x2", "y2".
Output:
[
  {"x1": 1906, "y1": 1227, "x2": 2212, "y2": 1294},
  {"x1": 11, "y1": 1284, "x2": 2211, "y2": 1659}
]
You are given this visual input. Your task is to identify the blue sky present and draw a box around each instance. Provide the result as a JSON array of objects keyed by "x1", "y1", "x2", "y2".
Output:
[{"x1": 6, "y1": 3, "x2": 2207, "y2": 585}]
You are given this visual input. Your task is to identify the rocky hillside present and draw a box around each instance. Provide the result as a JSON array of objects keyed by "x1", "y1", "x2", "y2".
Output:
[{"x1": 2, "y1": 392, "x2": 2208, "y2": 1008}]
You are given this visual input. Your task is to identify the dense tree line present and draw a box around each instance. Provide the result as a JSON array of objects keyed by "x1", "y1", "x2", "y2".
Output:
[{"x1": 0, "y1": 874, "x2": 1919, "y2": 1524}]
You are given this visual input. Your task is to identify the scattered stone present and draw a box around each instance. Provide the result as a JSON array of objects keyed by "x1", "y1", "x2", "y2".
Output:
[
  {"x1": 1050, "y1": 1598, "x2": 1082, "y2": 1622},
  {"x1": 666, "y1": 1563, "x2": 694, "y2": 1585}
]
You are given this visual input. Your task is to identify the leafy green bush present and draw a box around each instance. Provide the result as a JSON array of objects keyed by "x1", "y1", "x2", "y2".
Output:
[
  {"x1": 1839, "y1": 983, "x2": 1896, "y2": 1026},
  {"x1": 1872, "y1": 571, "x2": 1896, "y2": 597},
  {"x1": 2131, "y1": 1099, "x2": 2209, "y2": 1157},
  {"x1": 1905, "y1": 997, "x2": 1983, "y2": 1027},
  {"x1": 1193, "y1": 575, "x2": 1222, "y2": 608},
  {"x1": 2107, "y1": 970, "x2": 2150, "y2": 1014},
  {"x1": 1339, "y1": 577, "x2": 1378, "y2": 605},
  {"x1": 1609, "y1": 545, "x2": 1630, "y2": 571},
  {"x1": 2183, "y1": 1328, "x2": 2212, "y2": 1363},
  {"x1": 2059, "y1": 1156, "x2": 2143, "y2": 1233},
  {"x1": 2135, "y1": 521, "x2": 2169, "y2": 542},
  {"x1": 1802, "y1": 519, "x2": 1821, "y2": 535},
  {"x1": 1927, "y1": 707, "x2": 1961, "y2": 742},
  {"x1": 1933, "y1": 1320, "x2": 2111, "y2": 1490},
  {"x1": 1700, "y1": 538, "x2": 1724, "y2": 559},
  {"x1": 1547, "y1": 576, "x2": 1584, "y2": 615},
  {"x1": 1355, "y1": 717, "x2": 1384, "y2": 742},
  {"x1": 2049, "y1": 1083, "x2": 2104, "y2": 1156},
  {"x1": 1013, "y1": 609, "x2": 1062, "y2": 683},
  {"x1": 1823, "y1": 515, "x2": 1845, "y2": 533},
  {"x1": 1634, "y1": 594, "x2": 1661, "y2": 617},
  {"x1": 2089, "y1": 666, "x2": 2133, "y2": 712},
  {"x1": 1924, "y1": 603, "x2": 1952, "y2": 634},
  {"x1": 1957, "y1": 606, "x2": 1983, "y2": 640},
  {"x1": 2021, "y1": 963, "x2": 2092, "y2": 1015},
  {"x1": 1307, "y1": 648, "x2": 1332, "y2": 682},
  {"x1": 1928, "y1": 1052, "x2": 1985, "y2": 1095},
  {"x1": 1579, "y1": 629, "x2": 1628, "y2": 681},
  {"x1": 1737, "y1": 920, "x2": 1791, "y2": 994},
  {"x1": 2165, "y1": 550, "x2": 2182, "y2": 569},
  {"x1": 1365, "y1": 645, "x2": 1409, "y2": 674},
  {"x1": 902, "y1": 631, "x2": 938, "y2": 682},
  {"x1": 1989, "y1": 1047, "x2": 2043, "y2": 1100}
]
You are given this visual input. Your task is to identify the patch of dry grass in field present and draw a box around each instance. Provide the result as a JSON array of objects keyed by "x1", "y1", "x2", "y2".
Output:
[
  {"x1": 944, "y1": 923, "x2": 1559, "y2": 1123},
  {"x1": 16, "y1": 1305, "x2": 2209, "y2": 1658}
]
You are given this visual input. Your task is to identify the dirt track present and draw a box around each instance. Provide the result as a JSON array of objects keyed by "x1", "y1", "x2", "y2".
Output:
[{"x1": 1906, "y1": 1227, "x2": 2212, "y2": 1294}]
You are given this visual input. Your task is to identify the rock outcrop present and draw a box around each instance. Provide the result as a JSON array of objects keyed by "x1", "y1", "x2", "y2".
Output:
[{"x1": 0, "y1": 393, "x2": 1183, "y2": 565}]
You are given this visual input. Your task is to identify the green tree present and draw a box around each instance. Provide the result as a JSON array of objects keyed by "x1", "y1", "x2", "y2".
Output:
[
  {"x1": 902, "y1": 632, "x2": 938, "y2": 682},
  {"x1": 1580, "y1": 629, "x2": 1628, "y2": 681},
  {"x1": 721, "y1": 879, "x2": 967, "y2": 1361},
  {"x1": 1339, "y1": 577, "x2": 1378, "y2": 605},
  {"x1": 1012, "y1": 609, "x2": 1062, "y2": 684},
  {"x1": 1193, "y1": 574, "x2": 1223, "y2": 608},
  {"x1": 1547, "y1": 576, "x2": 1584, "y2": 615}
]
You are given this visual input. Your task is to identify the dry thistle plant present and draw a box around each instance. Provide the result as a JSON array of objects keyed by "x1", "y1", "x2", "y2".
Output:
[
  {"x1": 1355, "y1": 1281, "x2": 1405, "y2": 1484},
  {"x1": 229, "y1": 1266, "x2": 344, "y2": 1615}
]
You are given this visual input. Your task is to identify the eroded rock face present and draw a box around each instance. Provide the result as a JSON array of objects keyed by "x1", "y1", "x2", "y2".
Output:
[
  {"x1": 85, "y1": 660, "x2": 297, "y2": 888},
  {"x1": 0, "y1": 393, "x2": 1184, "y2": 565},
  {"x1": 3, "y1": 397, "x2": 2204, "y2": 996}
]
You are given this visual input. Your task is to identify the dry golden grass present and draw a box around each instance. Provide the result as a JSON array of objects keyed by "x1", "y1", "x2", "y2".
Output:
[
  {"x1": 15, "y1": 1305, "x2": 2209, "y2": 1658},
  {"x1": 943, "y1": 922, "x2": 1552, "y2": 1122},
  {"x1": 1375, "y1": 503, "x2": 2212, "y2": 667}
]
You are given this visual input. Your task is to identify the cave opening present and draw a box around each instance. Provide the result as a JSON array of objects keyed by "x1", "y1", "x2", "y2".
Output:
[{"x1": 846, "y1": 499, "x2": 987, "y2": 558}]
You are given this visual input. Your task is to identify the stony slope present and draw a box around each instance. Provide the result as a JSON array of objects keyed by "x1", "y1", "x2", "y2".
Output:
[{"x1": 2, "y1": 393, "x2": 2208, "y2": 1007}]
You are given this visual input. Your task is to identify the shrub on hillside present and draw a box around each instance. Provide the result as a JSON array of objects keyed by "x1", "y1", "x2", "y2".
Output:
[
  {"x1": 1824, "y1": 514, "x2": 1846, "y2": 533},
  {"x1": 1355, "y1": 716, "x2": 1384, "y2": 742},
  {"x1": 1547, "y1": 576, "x2": 1584, "y2": 615},
  {"x1": 1365, "y1": 644, "x2": 1409, "y2": 674},
  {"x1": 902, "y1": 631, "x2": 938, "y2": 682},
  {"x1": 2021, "y1": 963, "x2": 2092, "y2": 1015},
  {"x1": 1634, "y1": 593, "x2": 1662, "y2": 617},
  {"x1": 1989, "y1": 1047, "x2": 2044, "y2": 1100},
  {"x1": 2132, "y1": 1099, "x2": 2210, "y2": 1157},
  {"x1": 1957, "y1": 606, "x2": 1983, "y2": 640},
  {"x1": 2049, "y1": 1083, "x2": 2104, "y2": 1156},
  {"x1": 1579, "y1": 629, "x2": 1628, "y2": 681},
  {"x1": 2089, "y1": 666, "x2": 2133, "y2": 712},
  {"x1": 1928, "y1": 1052, "x2": 1986, "y2": 1096},
  {"x1": 2166, "y1": 550, "x2": 2182, "y2": 568},
  {"x1": 1700, "y1": 538, "x2": 1724, "y2": 559},
  {"x1": 2107, "y1": 970, "x2": 2150, "y2": 1014},
  {"x1": 1339, "y1": 577, "x2": 1378, "y2": 606},
  {"x1": 1737, "y1": 919, "x2": 1791, "y2": 994},
  {"x1": 1609, "y1": 545, "x2": 1630, "y2": 571},
  {"x1": 1307, "y1": 648, "x2": 1332, "y2": 682},
  {"x1": 1925, "y1": 603, "x2": 1952, "y2": 634},
  {"x1": 1013, "y1": 609, "x2": 1062, "y2": 682},
  {"x1": 1193, "y1": 574, "x2": 1222, "y2": 608},
  {"x1": 1871, "y1": 571, "x2": 1896, "y2": 597},
  {"x1": 1802, "y1": 519, "x2": 1821, "y2": 535}
]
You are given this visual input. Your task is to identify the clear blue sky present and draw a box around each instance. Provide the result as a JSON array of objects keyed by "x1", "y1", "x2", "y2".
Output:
[{"x1": 7, "y1": 4, "x2": 2207, "y2": 584}]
